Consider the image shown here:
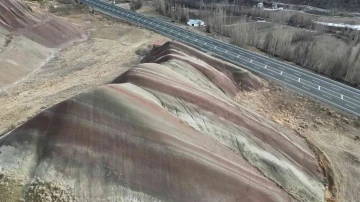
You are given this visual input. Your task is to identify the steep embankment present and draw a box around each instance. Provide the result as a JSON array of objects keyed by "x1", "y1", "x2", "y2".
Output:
[
  {"x1": 0, "y1": 41, "x2": 325, "y2": 202},
  {"x1": 0, "y1": 0, "x2": 86, "y2": 88}
]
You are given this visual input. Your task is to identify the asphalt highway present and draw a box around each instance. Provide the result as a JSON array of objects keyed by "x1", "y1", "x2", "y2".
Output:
[{"x1": 82, "y1": 0, "x2": 360, "y2": 117}]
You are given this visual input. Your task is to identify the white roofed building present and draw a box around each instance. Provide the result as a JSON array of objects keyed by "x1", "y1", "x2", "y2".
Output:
[{"x1": 187, "y1": 19, "x2": 205, "y2": 27}]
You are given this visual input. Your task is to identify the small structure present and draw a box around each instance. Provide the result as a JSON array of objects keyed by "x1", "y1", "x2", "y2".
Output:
[
  {"x1": 257, "y1": 2, "x2": 264, "y2": 8},
  {"x1": 272, "y1": 3, "x2": 278, "y2": 9},
  {"x1": 187, "y1": 19, "x2": 205, "y2": 27}
]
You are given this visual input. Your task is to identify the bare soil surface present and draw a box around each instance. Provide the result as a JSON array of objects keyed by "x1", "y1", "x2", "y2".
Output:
[
  {"x1": 236, "y1": 82, "x2": 360, "y2": 202},
  {"x1": 0, "y1": 3, "x2": 167, "y2": 136},
  {"x1": 0, "y1": 0, "x2": 87, "y2": 88}
]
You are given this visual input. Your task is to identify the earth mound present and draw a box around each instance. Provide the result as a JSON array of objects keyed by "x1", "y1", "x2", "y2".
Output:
[
  {"x1": 0, "y1": 42, "x2": 325, "y2": 202},
  {"x1": 0, "y1": 0, "x2": 86, "y2": 88}
]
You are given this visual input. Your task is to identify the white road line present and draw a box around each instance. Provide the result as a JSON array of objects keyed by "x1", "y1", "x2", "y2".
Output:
[
  {"x1": 250, "y1": 60, "x2": 253, "y2": 63},
  {"x1": 280, "y1": 71, "x2": 283, "y2": 75},
  {"x1": 214, "y1": 46, "x2": 217, "y2": 49},
  {"x1": 225, "y1": 50, "x2": 228, "y2": 53},
  {"x1": 168, "y1": 27, "x2": 360, "y2": 95},
  {"x1": 346, "y1": 104, "x2": 356, "y2": 109},
  {"x1": 268, "y1": 72, "x2": 275, "y2": 76},
  {"x1": 130, "y1": 18, "x2": 360, "y2": 110},
  {"x1": 312, "y1": 80, "x2": 320, "y2": 83},
  {"x1": 332, "y1": 87, "x2": 341, "y2": 91},
  {"x1": 318, "y1": 86, "x2": 321, "y2": 90},
  {"x1": 237, "y1": 55, "x2": 240, "y2": 58},
  {"x1": 341, "y1": 95, "x2": 344, "y2": 99},
  {"x1": 204, "y1": 42, "x2": 207, "y2": 45},
  {"x1": 285, "y1": 79, "x2": 292, "y2": 83},
  {"x1": 302, "y1": 86, "x2": 311, "y2": 90},
  {"x1": 323, "y1": 94, "x2": 332, "y2": 99},
  {"x1": 264, "y1": 65, "x2": 267, "y2": 69},
  {"x1": 190, "y1": 38, "x2": 360, "y2": 115},
  {"x1": 181, "y1": 31, "x2": 355, "y2": 93},
  {"x1": 298, "y1": 78, "x2": 301, "y2": 82}
]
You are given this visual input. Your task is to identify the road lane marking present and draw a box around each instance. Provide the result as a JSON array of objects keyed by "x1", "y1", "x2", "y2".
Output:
[
  {"x1": 302, "y1": 86, "x2": 311, "y2": 90},
  {"x1": 264, "y1": 65, "x2": 267, "y2": 69},
  {"x1": 156, "y1": 24, "x2": 360, "y2": 95},
  {"x1": 280, "y1": 71, "x2": 283, "y2": 75},
  {"x1": 284, "y1": 79, "x2": 292, "y2": 83},
  {"x1": 102, "y1": 11, "x2": 360, "y2": 112},
  {"x1": 322, "y1": 94, "x2": 332, "y2": 99},
  {"x1": 341, "y1": 95, "x2": 344, "y2": 99},
  {"x1": 298, "y1": 78, "x2": 301, "y2": 82},
  {"x1": 192, "y1": 40, "x2": 360, "y2": 116},
  {"x1": 346, "y1": 104, "x2": 356, "y2": 109},
  {"x1": 318, "y1": 86, "x2": 321, "y2": 90}
]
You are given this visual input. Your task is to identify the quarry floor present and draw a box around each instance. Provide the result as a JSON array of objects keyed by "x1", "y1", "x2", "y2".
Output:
[{"x1": 0, "y1": 2, "x2": 360, "y2": 202}]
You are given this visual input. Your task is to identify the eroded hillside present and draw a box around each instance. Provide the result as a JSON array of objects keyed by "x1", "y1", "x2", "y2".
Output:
[
  {"x1": 0, "y1": 0, "x2": 86, "y2": 88},
  {"x1": 0, "y1": 41, "x2": 326, "y2": 202}
]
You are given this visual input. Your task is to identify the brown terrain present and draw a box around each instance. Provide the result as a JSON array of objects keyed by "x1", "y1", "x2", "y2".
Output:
[
  {"x1": 0, "y1": 0, "x2": 359, "y2": 202},
  {"x1": 0, "y1": 0, "x2": 87, "y2": 88}
]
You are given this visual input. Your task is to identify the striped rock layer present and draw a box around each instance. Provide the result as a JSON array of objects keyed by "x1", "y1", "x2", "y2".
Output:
[{"x1": 0, "y1": 42, "x2": 324, "y2": 202}]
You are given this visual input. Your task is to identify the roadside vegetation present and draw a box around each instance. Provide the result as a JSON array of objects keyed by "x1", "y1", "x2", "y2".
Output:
[
  {"x1": 153, "y1": 0, "x2": 360, "y2": 87},
  {"x1": 130, "y1": 0, "x2": 143, "y2": 11}
]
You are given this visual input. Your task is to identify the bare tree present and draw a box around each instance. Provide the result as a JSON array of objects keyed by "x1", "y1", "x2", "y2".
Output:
[{"x1": 130, "y1": 0, "x2": 143, "y2": 11}]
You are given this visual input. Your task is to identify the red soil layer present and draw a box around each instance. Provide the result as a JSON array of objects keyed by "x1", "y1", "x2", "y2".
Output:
[
  {"x1": 0, "y1": 0, "x2": 86, "y2": 48},
  {"x1": 0, "y1": 42, "x2": 324, "y2": 201},
  {"x1": 0, "y1": 84, "x2": 295, "y2": 202},
  {"x1": 113, "y1": 63, "x2": 323, "y2": 182},
  {"x1": 142, "y1": 41, "x2": 265, "y2": 92}
]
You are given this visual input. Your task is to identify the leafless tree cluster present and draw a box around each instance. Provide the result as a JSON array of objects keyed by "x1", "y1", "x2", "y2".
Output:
[
  {"x1": 153, "y1": 0, "x2": 360, "y2": 85},
  {"x1": 153, "y1": 0, "x2": 189, "y2": 23},
  {"x1": 130, "y1": 0, "x2": 143, "y2": 11}
]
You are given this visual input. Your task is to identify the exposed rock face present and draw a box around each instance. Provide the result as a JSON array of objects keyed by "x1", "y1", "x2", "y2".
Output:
[
  {"x1": 0, "y1": 0, "x2": 86, "y2": 48},
  {"x1": 0, "y1": 0, "x2": 87, "y2": 88},
  {"x1": 0, "y1": 42, "x2": 324, "y2": 201}
]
